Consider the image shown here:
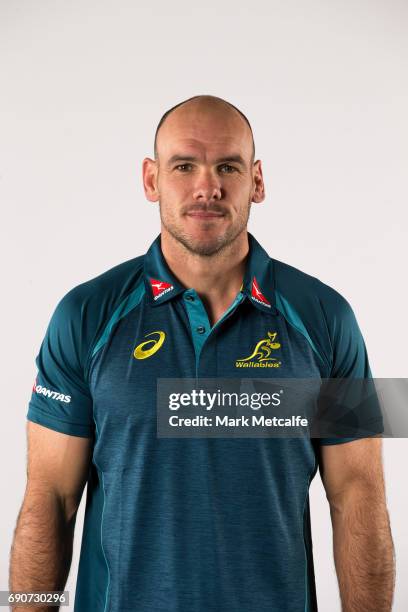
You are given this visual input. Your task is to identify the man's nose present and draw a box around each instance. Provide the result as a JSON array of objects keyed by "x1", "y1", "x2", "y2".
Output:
[{"x1": 192, "y1": 169, "x2": 222, "y2": 201}]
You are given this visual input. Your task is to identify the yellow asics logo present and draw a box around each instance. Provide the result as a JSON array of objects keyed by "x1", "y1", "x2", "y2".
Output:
[{"x1": 134, "y1": 331, "x2": 166, "y2": 360}]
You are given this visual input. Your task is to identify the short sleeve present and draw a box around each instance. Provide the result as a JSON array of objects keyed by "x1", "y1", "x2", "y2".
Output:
[
  {"x1": 27, "y1": 289, "x2": 94, "y2": 438},
  {"x1": 318, "y1": 293, "x2": 383, "y2": 445}
]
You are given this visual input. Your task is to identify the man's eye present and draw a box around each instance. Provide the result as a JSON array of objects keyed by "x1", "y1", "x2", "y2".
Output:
[
  {"x1": 174, "y1": 164, "x2": 237, "y2": 174},
  {"x1": 219, "y1": 164, "x2": 236, "y2": 173}
]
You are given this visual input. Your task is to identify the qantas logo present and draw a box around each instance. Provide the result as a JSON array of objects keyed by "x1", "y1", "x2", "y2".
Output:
[
  {"x1": 32, "y1": 379, "x2": 71, "y2": 403},
  {"x1": 251, "y1": 277, "x2": 271, "y2": 307},
  {"x1": 150, "y1": 278, "x2": 174, "y2": 301}
]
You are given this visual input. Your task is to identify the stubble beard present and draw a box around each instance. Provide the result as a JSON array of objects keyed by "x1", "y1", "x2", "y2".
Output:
[{"x1": 159, "y1": 200, "x2": 252, "y2": 257}]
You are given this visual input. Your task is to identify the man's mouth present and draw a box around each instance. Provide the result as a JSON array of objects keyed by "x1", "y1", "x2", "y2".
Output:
[
  {"x1": 186, "y1": 211, "x2": 225, "y2": 218},
  {"x1": 185, "y1": 208, "x2": 226, "y2": 219}
]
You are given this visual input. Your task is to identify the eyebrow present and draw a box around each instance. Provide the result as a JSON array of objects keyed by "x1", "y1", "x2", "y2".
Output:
[{"x1": 166, "y1": 154, "x2": 247, "y2": 168}]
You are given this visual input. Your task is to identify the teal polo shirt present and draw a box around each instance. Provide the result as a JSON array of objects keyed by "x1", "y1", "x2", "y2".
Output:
[{"x1": 27, "y1": 233, "x2": 374, "y2": 612}]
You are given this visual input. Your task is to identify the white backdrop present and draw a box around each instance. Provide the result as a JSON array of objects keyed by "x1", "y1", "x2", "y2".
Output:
[{"x1": 1, "y1": 0, "x2": 407, "y2": 609}]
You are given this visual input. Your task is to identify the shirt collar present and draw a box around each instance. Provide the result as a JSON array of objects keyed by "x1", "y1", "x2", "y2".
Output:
[
  {"x1": 143, "y1": 235, "x2": 185, "y2": 305},
  {"x1": 143, "y1": 232, "x2": 276, "y2": 313}
]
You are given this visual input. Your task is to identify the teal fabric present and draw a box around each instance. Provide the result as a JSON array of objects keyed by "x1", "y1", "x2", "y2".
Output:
[
  {"x1": 182, "y1": 288, "x2": 245, "y2": 375},
  {"x1": 26, "y1": 233, "x2": 377, "y2": 612},
  {"x1": 74, "y1": 461, "x2": 110, "y2": 611},
  {"x1": 182, "y1": 289, "x2": 212, "y2": 362},
  {"x1": 91, "y1": 283, "x2": 146, "y2": 358},
  {"x1": 26, "y1": 404, "x2": 93, "y2": 437},
  {"x1": 275, "y1": 291, "x2": 324, "y2": 364}
]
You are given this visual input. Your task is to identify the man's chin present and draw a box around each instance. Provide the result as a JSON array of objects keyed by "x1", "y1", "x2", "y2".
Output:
[
  {"x1": 181, "y1": 237, "x2": 227, "y2": 257},
  {"x1": 161, "y1": 217, "x2": 248, "y2": 257},
  {"x1": 173, "y1": 230, "x2": 234, "y2": 257}
]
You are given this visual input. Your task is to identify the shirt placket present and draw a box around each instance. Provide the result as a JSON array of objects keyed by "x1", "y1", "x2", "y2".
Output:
[{"x1": 182, "y1": 289, "x2": 245, "y2": 379}]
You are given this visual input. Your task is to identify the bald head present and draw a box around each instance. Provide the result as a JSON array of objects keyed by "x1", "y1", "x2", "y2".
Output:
[
  {"x1": 154, "y1": 95, "x2": 255, "y2": 165},
  {"x1": 143, "y1": 94, "x2": 265, "y2": 258}
]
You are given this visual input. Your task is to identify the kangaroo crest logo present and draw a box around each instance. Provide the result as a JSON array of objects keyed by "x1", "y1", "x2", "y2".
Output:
[
  {"x1": 134, "y1": 331, "x2": 166, "y2": 360},
  {"x1": 235, "y1": 331, "x2": 282, "y2": 368}
]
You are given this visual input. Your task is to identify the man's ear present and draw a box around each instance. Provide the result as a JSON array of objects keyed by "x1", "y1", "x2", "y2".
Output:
[
  {"x1": 142, "y1": 157, "x2": 160, "y2": 202},
  {"x1": 252, "y1": 160, "x2": 266, "y2": 204}
]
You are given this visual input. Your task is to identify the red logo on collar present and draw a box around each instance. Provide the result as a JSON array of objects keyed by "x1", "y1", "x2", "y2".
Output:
[
  {"x1": 251, "y1": 277, "x2": 271, "y2": 307},
  {"x1": 150, "y1": 278, "x2": 174, "y2": 301}
]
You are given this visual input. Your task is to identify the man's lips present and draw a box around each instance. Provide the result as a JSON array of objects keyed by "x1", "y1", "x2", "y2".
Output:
[{"x1": 185, "y1": 210, "x2": 225, "y2": 219}]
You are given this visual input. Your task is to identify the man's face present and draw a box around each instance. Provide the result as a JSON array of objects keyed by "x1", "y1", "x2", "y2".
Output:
[{"x1": 144, "y1": 105, "x2": 264, "y2": 256}]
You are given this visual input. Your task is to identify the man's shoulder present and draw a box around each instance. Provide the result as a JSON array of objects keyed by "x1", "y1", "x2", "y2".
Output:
[
  {"x1": 271, "y1": 256, "x2": 367, "y2": 375},
  {"x1": 49, "y1": 254, "x2": 146, "y2": 326},
  {"x1": 69, "y1": 253, "x2": 145, "y2": 299},
  {"x1": 272, "y1": 256, "x2": 355, "y2": 323}
]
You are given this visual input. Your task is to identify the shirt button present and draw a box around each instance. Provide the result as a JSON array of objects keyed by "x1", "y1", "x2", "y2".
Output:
[
  {"x1": 196, "y1": 326, "x2": 206, "y2": 334},
  {"x1": 185, "y1": 294, "x2": 195, "y2": 301}
]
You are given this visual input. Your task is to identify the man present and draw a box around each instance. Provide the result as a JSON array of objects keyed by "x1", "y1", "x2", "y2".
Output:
[{"x1": 10, "y1": 95, "x2": 394, "y2": 611}]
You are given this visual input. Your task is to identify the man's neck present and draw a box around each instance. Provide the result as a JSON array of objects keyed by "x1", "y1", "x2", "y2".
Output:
[{"x1": 160, "y1": 228, "x2": 249, "y2": 326}]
